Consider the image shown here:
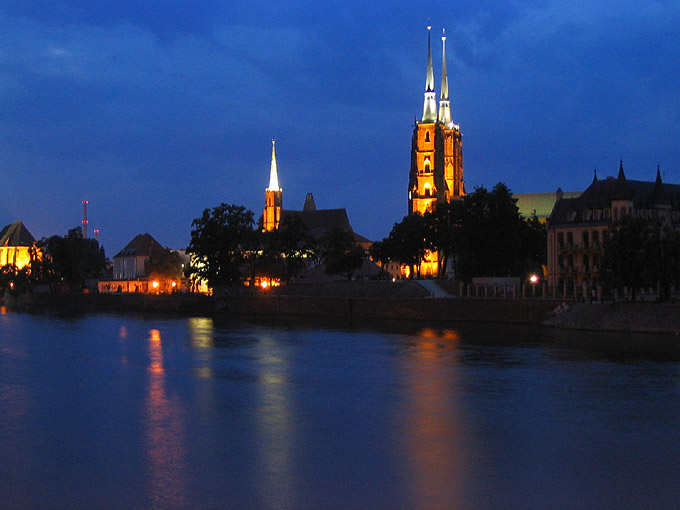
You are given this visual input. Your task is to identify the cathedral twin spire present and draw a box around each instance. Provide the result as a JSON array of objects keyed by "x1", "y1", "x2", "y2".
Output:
[{"x1": 422, "y1": 25, "x2": 452, "y2": 125}]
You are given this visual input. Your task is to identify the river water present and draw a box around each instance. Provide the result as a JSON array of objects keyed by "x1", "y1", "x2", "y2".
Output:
[{"x1": 1, "y1": 310, "x2": 680, "y2": 509}]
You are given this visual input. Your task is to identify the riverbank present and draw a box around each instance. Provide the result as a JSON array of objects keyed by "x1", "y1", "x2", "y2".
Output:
[
  {"x1": 2, "y1": 292, "x2": 213, "y2": 316},
  {"x1": 544, "y1": 302, "x2": 680, "y2": 334},
  {"x1": 6, "y1": 283, "x2": 680, "y2": 333},
  {"x1": 4, "y1": 288, "x2": 562, "y2": 325}
]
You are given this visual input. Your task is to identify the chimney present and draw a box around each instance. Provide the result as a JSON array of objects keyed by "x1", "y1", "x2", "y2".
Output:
[{"x1": 82, "y1": 200, "x2": 88, "y2": 239}]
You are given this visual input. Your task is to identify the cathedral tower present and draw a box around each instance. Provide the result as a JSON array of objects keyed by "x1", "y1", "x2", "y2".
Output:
[
  {"x1": 263, "y1": 139, "x2": 282, "y2": 232},
  {"x1": 408, "y1": 27, "x2": 464, "y2": 217}
]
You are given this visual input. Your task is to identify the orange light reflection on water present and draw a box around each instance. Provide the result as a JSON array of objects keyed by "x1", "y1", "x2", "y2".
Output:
[
  {"x1": 401, "y1": 328, "x2": 472, "y2": 509},
  {"x1": 144, "y1": 329, "x2": 188, "y2": 508}
]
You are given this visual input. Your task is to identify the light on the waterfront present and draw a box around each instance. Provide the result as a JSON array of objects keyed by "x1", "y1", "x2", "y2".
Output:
[
  {"x1": 152, "y1": 280, "x2": 159, "y2": 289},
  {"x1": 530, "y1": 274, "x2": 539, "y2": 284}
]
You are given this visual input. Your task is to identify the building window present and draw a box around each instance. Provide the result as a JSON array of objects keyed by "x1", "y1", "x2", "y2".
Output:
[
  {"x1": 583, "y1": 254, "x2": 590, "y2": 271},
  {"x1": 425, "y1": 131, "x2": 430, "y2": 142},
  {"x1": 583, "y1": 231, "x2": 589, "y2": 248},
  {"x1": 558, "y1": 255, "x2": 564, "y2": 269},
  {"x1": 593, "y1": 230, "x2": 599, "y2": 247},
  {"x1": 558, "y1": 232, "x2": 564, "y2": 247},
  {"x1": 567, "y1": 232, "x2": 573, "y2": 247}
]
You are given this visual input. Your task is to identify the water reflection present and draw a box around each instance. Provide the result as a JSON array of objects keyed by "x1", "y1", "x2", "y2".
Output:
[
  {"x1": 400, "y1": 328, "x2": 472, "y2": 509},
  {"x1": 0, "y1": 319, "x2": 32, "y2": 507},
  {"x1": 254, "y1": 335, "x2": 297, "y2": 509},
  {"x1": 144, "y1": 329, "x2": 188, "y2": 509},
  {"x1": 188, "y1": 317, "x2": 214, "y2": 379}
]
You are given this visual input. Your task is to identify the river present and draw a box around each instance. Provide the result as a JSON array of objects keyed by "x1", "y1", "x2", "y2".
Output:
[{"x1": 1, "y1": 310, "x2": 679, "y2": 509}]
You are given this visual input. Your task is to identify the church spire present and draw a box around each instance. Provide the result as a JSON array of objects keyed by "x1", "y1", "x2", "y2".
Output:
[
  {"x1": 421, "y1": 25, "x2": 437, "y2": 122},
  {"x1": 438, "y1": 29, "x2": 452, "y2": 125},
  {"x1": 617, "y1": 159, "x2": 626, "y2": 181},
  {"x1": 267, "y1": 138, "x2": 281, "y2": 191}
]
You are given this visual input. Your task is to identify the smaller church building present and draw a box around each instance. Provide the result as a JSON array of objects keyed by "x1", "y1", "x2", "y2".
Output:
[{"x1": 262, "y1": 139, "x2": 368, "y2": 244}]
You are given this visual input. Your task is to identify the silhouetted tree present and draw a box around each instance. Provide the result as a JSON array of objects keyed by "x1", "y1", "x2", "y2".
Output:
[
  {"x1": 187, "y1": 204, "x2": 256, "y2": 289},
  {"x1": 145, "y1": 248, "x2": 185, "y2": 280},
  {"x1": 44, "y1": 227, "x2": 107, "y2": 292},
  {"x1": 318, "y1": 227, "x2": 364, "y2": 280},
  {"x1": 385, "y1": 214, "x2": 431, "y2": 279},
  {"x1": 601, "y1": 216, "x2": 680, "y2": 301}
]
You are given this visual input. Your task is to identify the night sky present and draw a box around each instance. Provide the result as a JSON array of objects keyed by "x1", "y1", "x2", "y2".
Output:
[{"x1": 2, "y1": 2, "x2": 679, "y2": 254}]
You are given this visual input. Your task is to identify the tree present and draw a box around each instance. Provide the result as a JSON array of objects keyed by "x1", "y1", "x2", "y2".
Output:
[
  {"x1": 424, "y1": 199, "x2": 464, "y2": 278},
  {"x1": 187, "y1": 203, "x2": 256, "y2": 289},
  {"x1": 145, "y1": 248, "x2": 185, "y2": 280},
  {"x1": 318, "y1": 227, "x2": 365, "y2": 280},
  {"x1": 44, "y1": 227, "x2": 107, "y2": 292},
  {"x1": 385, "y1": 214, "x2": 431, "y2": 279},
  {"x1": 518, "y1": 212, "x2": 547, "y2": 277},
  {"x1": 601, "y1": 216, "x2": 680, "y2": 301},
  {"x1": 274, "y1": 215, "x2": 317, "y2": 283},
  {"x1": 455, "y1": 183, "x2": 525, "y2": 280}
]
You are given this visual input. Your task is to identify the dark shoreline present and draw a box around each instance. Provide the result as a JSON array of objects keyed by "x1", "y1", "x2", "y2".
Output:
[{"x1": 4, "y1": 292, "x2": 680, "y2": 335}]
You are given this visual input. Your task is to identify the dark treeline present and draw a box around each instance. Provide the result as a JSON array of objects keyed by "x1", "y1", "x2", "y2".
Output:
[
  {"x1": 371, "y1": 183, "x2": 547, "y2": 281},
  {"x1": 186, "y1": 204, "x2": 365, "y2": 290}
]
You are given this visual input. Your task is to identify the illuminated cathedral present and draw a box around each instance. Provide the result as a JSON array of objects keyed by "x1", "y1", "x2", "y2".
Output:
[{"x1": 408, "y1": 26, "x2": 465, "y2": 276}]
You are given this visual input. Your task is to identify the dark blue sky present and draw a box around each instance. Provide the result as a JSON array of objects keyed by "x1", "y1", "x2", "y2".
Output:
[{"x1": 2, "y1": 1, "x2": 679, "y2": 254}]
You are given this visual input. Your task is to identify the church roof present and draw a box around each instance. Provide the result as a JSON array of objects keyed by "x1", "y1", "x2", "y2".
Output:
[
  {"x1": 114, "y1": 233, "x2": 165, "y2": 259},
  {"x1": 281, "y1": 208, "x2": 353, "y2": 239},
  {"x1": 0, "y1": 221, "x2": 36, "y2": 247}
]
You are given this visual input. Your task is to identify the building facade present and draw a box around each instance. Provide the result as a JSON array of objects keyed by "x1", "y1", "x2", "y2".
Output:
[
  {"x1": 112, "y1": 233, "x2": 165, "y2": 280},
  {"x1": 547, "y1": 163, "x2": 680, "y2": 297},
  {"x1": 407, "y1": 27, "x2": 464, "y2": 276}
]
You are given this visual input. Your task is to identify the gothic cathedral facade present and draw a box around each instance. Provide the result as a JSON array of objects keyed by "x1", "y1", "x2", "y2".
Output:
[{"x1": 408, "y1": 27, "x2": 465, "y2": 276}]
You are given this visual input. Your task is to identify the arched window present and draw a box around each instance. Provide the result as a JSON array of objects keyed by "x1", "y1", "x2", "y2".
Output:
[
  {"x1": 424, "y1": 183, "x2": 432, "y2": 197},
  {"x1": 424, "y1": 157, "x2": 431, "y2": 173},
  {"x1": 425, "y1": 131, "x2": 430, "y2": 142}
]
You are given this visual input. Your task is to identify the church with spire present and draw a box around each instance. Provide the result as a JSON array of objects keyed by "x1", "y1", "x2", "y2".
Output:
[
  {"x1": 408, "y1": 26, "x2": 464, "y2": 217},
  {"x1": 263, "y1": 139, "x2": 283, "y2": 232},
  {"x1": 261, "y1": 139, "x2": 370, "y2": 246},
  {"x1": 407, "y1": 26, "x2": 465, "y2": 276}
]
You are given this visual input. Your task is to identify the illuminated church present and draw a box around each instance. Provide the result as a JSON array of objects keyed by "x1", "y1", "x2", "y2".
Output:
[
  {"x1": 262, "y1": 139, "x2": 367, "y2": 244},
  {"x1": 408, "y1": 26, "x2": 465, "y2": 276}
]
